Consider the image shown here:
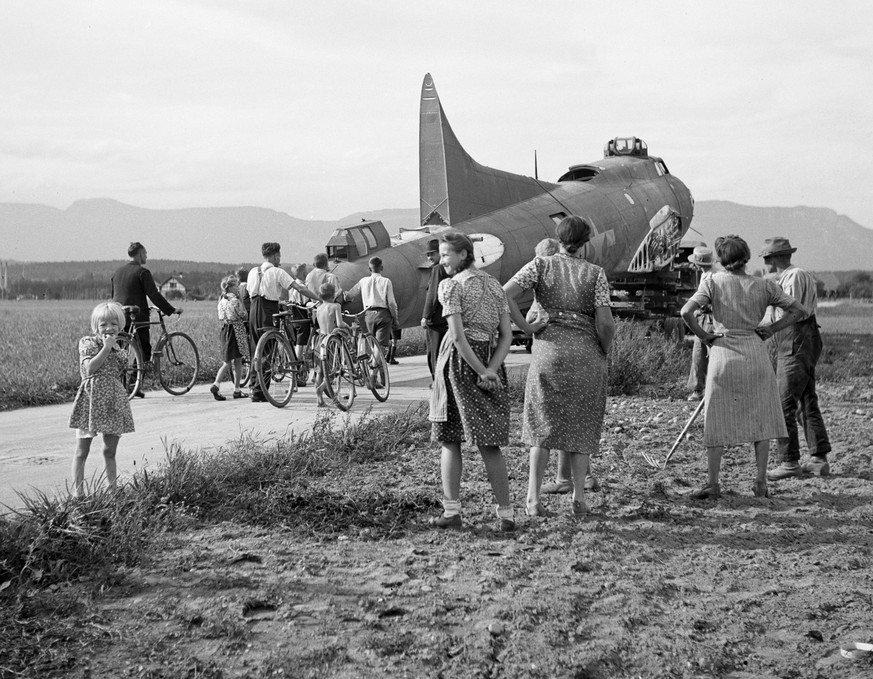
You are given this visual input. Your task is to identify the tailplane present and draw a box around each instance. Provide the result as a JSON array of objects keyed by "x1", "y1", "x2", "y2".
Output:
[{"x1": 419, "y1": 74, "x2": 555, "y2": 226}]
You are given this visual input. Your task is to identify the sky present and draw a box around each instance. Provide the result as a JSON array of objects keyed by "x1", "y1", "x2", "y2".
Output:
[{"x1": 2, "y1": 1, "x2": 872, "y2": 227}]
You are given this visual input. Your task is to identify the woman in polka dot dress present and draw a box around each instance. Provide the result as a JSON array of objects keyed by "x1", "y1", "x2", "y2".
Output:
[
  {"x1": 69, "y1": 301, "x2": 136, "y2": 497},
  {"x1": 505, "y1": 216, "x2": 615, "y2": 517},
  {"x1": 428, "y1": 230, "x2": 516, "y2": 531}
]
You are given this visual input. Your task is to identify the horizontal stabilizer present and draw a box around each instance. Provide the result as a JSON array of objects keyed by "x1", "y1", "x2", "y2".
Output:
[{"x1": 419, "y1": 74, "x2": 556, "y2": 226}]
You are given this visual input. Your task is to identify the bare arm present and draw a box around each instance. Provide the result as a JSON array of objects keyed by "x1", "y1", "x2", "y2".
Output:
[
  {"x1": 290, "y1": 279, "x2": 318, "y2": 301},
  {"x1": 84, "y1": 337, "x2": 117, "y2": 376},
  {"x1": 756, "y1": 299, "x2": 805, "y2": 340},
  {"x1": 681, "y1": 299, "x2": 723, "y2": 345},
  {"x1": 502, "y1": 280, "x2": 546, "y2": 336}
]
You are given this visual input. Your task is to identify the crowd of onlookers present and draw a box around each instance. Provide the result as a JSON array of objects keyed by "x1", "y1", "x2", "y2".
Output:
[{"x1": 70, "y1": 227, "x2": 833, "y2": 532}]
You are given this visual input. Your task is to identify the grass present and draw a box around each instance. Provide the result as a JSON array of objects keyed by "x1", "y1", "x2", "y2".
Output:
[{"x1": 1, "y1": 324, "x2": 871, "y2": 677}]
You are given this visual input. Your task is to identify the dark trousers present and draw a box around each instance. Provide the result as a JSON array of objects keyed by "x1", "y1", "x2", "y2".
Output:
[
  {"x1": 426, "y1": 325, "x2": 448, "y2": 378},
  {"x1": 364, "y1": 308, "x2": 393, "y2": 353},
  {"x1": 775, "y1": 318, "x2": 831, "y2": 463},
  {"x1": 124, "y1": 318, "x2": 152, "y2": 363},
  {"x1": 686, "y1": 312, "x2": 712, "y2": 393},
  {"x1": 249, "y1": 296, "x2": 279, "y2": 399}
]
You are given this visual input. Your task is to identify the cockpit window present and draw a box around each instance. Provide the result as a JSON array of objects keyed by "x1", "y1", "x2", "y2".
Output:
[
  {"x1": 557, "y1": 166, "x2": 601, "y2": 183},
  {"x1": 327, "y1": 245, "x2": 348, "y2": 260}
]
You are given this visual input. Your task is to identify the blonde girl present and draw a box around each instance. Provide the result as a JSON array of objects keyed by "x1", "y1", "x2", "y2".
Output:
[{"x1": 69, "y1": 301, "x2": 135, "y2": 497}]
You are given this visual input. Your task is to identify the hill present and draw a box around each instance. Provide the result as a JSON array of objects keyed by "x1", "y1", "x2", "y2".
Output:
[
  {"x1": 689, "y1": 201, "x2": 873, "y2": 271},
  {"x1": 1, "y1": 199, "x2": 871, "y2": 271}
]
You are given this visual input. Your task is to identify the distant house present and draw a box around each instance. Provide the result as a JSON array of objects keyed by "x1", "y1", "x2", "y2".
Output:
[
  {"x1": 160, "y1": 276, "x2": 187, "y2": 301},
  {"x1": 813, "y1": 272, "x2": 840, "y2": 299}
]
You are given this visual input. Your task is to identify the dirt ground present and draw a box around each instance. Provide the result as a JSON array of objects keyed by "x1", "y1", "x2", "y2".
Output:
[{"x1": 10, "y1": 370, "x2": 873, "y2": 678}]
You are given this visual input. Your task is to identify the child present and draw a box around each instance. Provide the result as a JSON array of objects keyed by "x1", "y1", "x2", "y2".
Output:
[
  {"x1": 525, "y1": 237, "x2": 559, "y2": 326},
  {"x1": 211, "y1": 275, "x2": 250, "y2": 400},
  {"x1": 314, "y1": 282, "x2": 346, "y2": 406},
  {"x1": 69, "y1": 301, "x2": 135, "y2": 498}
]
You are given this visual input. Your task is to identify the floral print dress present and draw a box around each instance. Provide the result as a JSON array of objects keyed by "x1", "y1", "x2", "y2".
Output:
[{"x1": 69, "y1": 335, "x2": 135, "y2": 435}]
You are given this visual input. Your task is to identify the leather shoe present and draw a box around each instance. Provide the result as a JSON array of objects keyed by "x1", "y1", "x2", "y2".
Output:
[
  {"x1": 497, "y1": 518, "x2": 516, "y2": 532},
  {"x1": 429, "y1": 513, "x2": 462, "y2": 529},
  {"x1": 803, "y1": 456, "x2": 830, "y2": 476},
  {"x1": 690, "y1": 483, "x2": 721, "y2": 500},
  {"x1": 571, "y1": 500, "x2": 588, "y2": 516},
  {"x1": 752, "y1": 480, "x2": 770, "y2": 498},
  {"x1": 767, "y1": 462, "x2": 802, "y2": 481},
  {"x1": 250, "y1": 394, "x2": 268, "y2": 403}
]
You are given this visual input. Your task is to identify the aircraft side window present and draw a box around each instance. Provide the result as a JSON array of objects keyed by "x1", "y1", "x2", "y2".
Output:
[
  {"x1": 361, "y1": 226, "x2": 378, "y2": 249},
  {"x1": 349, "y1": 228, "x2": 368, "y2": 257}
]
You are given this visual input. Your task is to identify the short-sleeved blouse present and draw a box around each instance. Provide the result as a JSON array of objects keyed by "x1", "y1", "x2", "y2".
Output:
[
  {"x1": 510, "y1": 254, "x2": 610, "y2": 314},
  {"x1": 690, "y1": 271, "x2": 796, "y2": 332},
  {"x1": 218, "y1": 294, "x2": 248, "y2": 323},
  {"x1": 438, "y1": 268, "x2": 509, "y2": 342}
]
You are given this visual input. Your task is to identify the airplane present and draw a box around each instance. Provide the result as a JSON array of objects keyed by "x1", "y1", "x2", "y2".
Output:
[{"x1": 325, "y1": 73, "x2": 695, "y2": 327}]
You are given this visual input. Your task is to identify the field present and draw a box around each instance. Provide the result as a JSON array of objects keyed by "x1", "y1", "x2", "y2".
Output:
[
  {"x1": 1, "y1": 302, "x2": 872, "y2": 678},
  {"x1": 0, "y1": 300, "x2": 426, "y2": 411}
]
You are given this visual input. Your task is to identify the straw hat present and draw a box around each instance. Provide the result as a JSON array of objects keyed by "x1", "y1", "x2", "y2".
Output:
[{"x1": 688, "y1": 246, "x2": 714, "y2": 267}]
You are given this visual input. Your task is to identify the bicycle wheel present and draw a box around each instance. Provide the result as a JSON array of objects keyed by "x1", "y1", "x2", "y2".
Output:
[
  {"x1": 156, "y1": 331, "x2": 199, "y2": 395},
  {"x1": 361, "y1": 335, "x2": 390, "y2": 401},
  {"x1": 321, "y1": 334, "x2": 355, "y2": 411},
  {"x1": 239, "y1": 355, "x2": 253, "y2": 388},
  {"x1": 115, "y1": 333, "x2": 144, "y2": 400},
  {"x1": 255, "y1": 331, "x2": 296, "y2": 407}
]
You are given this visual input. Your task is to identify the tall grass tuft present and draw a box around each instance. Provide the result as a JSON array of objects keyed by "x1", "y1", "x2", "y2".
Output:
[
  {"x1": 608, "y1": 320, "x2": 688, "y2": 395},
  {"x1": 0, "y1": 486, "x2": 160, "y2": 590}
]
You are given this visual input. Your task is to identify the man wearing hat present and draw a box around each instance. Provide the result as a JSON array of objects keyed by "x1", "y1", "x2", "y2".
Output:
[
  {"x1": 686, "y1": 245, "x2": 716, "y2": 401},
  {"x1": 420, "y1": 238, "x2": 449, "y2": 378},
  {"x1": 761, "y1": 237, "x2": 832, "y2": 479}
]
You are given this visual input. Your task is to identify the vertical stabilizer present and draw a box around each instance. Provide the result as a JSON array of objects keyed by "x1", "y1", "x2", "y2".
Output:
[{"x1": 419, "y1": 74, "x2": 556, "y2": 226}]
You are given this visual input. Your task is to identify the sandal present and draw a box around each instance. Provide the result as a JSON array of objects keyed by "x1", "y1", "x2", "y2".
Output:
[
  {"x1": 232, "y1": 390, "x2": 249, "y2": 399},
  {"x1": 210, "y1": 385, "x2": 226, "y2": 401},
  {"x1": 572, "y1": 500, "x2": 588, "y2": 516},
  {"x1": 525, "y1": 502, "x2": 547, "y2": 517}
]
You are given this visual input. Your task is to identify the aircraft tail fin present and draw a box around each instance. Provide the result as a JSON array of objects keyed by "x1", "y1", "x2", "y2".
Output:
[{"x1": 419, "y1": 74, "x2": 556, "y2": 226}]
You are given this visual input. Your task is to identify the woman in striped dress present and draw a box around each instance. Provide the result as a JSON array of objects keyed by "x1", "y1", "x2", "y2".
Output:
[
  {"x1": 428, "y1": 230, "x2": 516, "y2": 531},
  {"x1": 681, "y1": 235, "x2": 804, "y2": 500}
]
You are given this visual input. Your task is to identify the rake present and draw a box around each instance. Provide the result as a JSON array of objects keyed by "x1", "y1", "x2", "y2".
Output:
[{"x1": 641, "y1": 398, "x2": 705, "y2": 469}]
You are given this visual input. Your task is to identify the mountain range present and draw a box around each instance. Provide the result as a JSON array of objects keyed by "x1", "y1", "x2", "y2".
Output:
[{"x1": 1, "y1": 198, "x2": 871, "y2": 271}]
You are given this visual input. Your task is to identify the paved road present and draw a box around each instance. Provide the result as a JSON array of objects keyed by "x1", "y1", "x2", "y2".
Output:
[{"x1": 0, "y1": 350, "x2": 531, "y2": 511}]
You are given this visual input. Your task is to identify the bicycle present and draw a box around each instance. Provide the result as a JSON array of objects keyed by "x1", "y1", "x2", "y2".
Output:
[
  {"x1": 251, "y1": 302, "x2": 315, "y2": 408},
  {"x1": 319, "y1": 310, "x2": 390, "y2": 412},
  {"x1": 117, "y1": 306, "x2": 200, "y2": 398}
]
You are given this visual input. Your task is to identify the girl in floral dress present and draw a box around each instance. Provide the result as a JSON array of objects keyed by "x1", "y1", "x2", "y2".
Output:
[
  {"x1": 428, "y1": 230, "x2": 516, "y2": 531},
  {"x1": 69, "y1": 301, "x2": 135, "y2": 497},
  {"x1": 211, "y1": 275, "x2": 250, "y2": 400}
]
